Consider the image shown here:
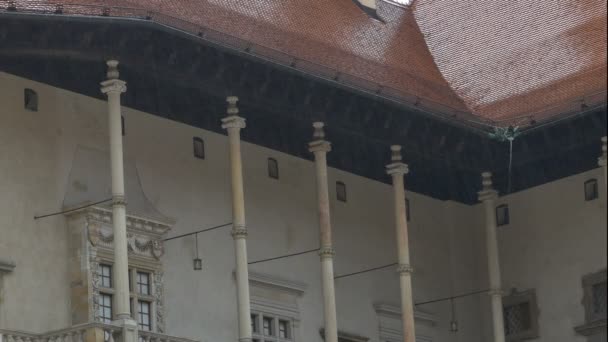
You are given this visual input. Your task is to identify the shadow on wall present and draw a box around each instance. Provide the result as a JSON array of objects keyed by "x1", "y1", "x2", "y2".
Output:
[{"x1": 62, "y1": 145, "x2": 171, "y2": 222}]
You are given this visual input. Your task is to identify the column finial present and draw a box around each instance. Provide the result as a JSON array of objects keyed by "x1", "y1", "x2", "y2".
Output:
[
  {"x1": 599, "y1": 136, "x2": 607, "y2": 166},
  {"x1": 481, "y1": 171, "x2": 493, "y2": 190},
  {"x1": 221, "y1": 96, "x2": 245, "y2": 130},
  {"x1": 106, "y1": 60, "x2": 120, "y2": 80},
  {"x1": 309, "y1": 121, "x2": 331, "y2": 153},
  {"x1": 226, "y1": 96, "x2": 239, "y2": 116},
  {"x1": 390, "y1": 145, "x2": 403, "y2": 162},
  {"x1": 312, "y1": 121, "x2": 325, "y2": 141}
]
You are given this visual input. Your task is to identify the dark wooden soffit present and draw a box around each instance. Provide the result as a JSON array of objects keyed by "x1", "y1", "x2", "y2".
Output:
[{"x1": 0, "y1": 13, "x2": 605, "y2": 204}]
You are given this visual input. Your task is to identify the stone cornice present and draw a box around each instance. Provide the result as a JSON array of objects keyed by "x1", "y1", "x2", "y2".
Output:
[
  {"x1": 67, "y1": 206, "x2": 173, "y2": 238},
  {"x1": 373, "y1": 303, "x2": 437, "y2": 326},
  {"x1": 248, "y1": 271, "x2": 307, "y2": 296},
  {"x1": 575, "y1": 319, "x2": 607, "y2": 336}
]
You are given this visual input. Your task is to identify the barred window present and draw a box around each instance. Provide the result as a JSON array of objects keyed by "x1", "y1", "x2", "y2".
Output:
[
  {"x1": 502, "y1": 289, "x2": 539, "y2": 341},
  {"x1": 582, "y1": 269, "x2": 607, "y2": 323}
]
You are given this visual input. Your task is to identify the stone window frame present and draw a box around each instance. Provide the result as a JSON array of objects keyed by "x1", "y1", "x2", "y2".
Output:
[
  {"x1": 502, "y1": 289, "x2": 540, "y2": 341},
  {"x1": 97, "y1": 259, "x2": 157, "y2": 332},
  {"x1": 249, "y1": 271, "x2": 306, "y2": 342},
  {"x1": 584, "y1": 179, "x2": 599, "y2": 201},
  {"x1": 319, "y1": 329, "x2": 369, "y2": 342},
  {"x1": 575, "y1": 268, "x2": 607, "y2": 337},
  {"x1": 251, "y1": 311, "x2": 295, "y2": 342}
]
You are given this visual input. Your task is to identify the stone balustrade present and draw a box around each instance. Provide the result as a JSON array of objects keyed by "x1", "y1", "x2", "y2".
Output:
[{"x1": 1, "y1": 323, "x2": 196, "y2": 342}]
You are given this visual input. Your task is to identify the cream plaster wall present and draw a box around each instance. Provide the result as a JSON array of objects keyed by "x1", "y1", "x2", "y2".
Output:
[
  {"x1": 488, "y1": 168, "x2": 608, "y2": 342},
  {"x1": 0, "y1": 70, "x2": 605, "y2": 342}
]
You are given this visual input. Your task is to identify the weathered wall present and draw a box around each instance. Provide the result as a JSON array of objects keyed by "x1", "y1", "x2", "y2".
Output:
[
  {"x1": 487, "y1": 168, "x2": 608, "y2": 342},
  {"x1": 0, "y1": 71, "x2": 481, "y2": 341}
]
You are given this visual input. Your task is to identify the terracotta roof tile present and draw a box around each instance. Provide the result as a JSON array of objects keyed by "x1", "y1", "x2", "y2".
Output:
[{"x1": 6, "y1": 0, "x2": 607, "y2": 127}]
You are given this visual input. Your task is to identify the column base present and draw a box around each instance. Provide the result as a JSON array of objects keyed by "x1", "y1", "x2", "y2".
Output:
[{"x1": 113, "y1": 318, "x2": 138, "y2": 342}]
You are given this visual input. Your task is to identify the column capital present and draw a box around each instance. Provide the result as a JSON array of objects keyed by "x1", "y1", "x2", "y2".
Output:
[
  {"x1": 478, "y1": 171, "x2": 498, "y2": 201},
  {"x1": 100, "y1": 60, "x2": 127, "y2": 95},
  {"x1": 100, "y1": 79, "x2": 127, "y2": 95},
  {"x1": 221, "y1": 96, "x2": 246, "y2": 130},
  {"x1": 599, "y1": 136, "x2": 607, "y2": 167},
  {"x1": 308, "y1": 122, "x2": 332, "y2": 153},
  {"x1": 318, "y1": 247, "x2": 336, "y2": 259},
  {"x1": 386, "y1": 145, "x2": 409, "y2": 175}
]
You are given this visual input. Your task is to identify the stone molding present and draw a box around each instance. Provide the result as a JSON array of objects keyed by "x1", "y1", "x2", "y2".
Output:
[
  {"x1": 318, "y1": 247, "x2": 336, "y2": 259},
  {"x1": 373, "y1": 303, "x2": 438, "y2": 326},
  {"x1": 221, "y1": 115, "x2": 246, "y2": 130},
  {"x1": 249, "y1": 271, "x2": 307, "y2": 297}
]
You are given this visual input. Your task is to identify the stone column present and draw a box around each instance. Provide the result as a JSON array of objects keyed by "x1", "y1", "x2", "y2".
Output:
[
  {"x1": 308, "y1": 122, "x2": 338, "y2": 342},
  {"x1": 386, "y1": 146, "x2": 416, "y2": 342},
  {"x1": 599, "y1": 136, "x2": 607, "y2": 191},
  {"x1": 100, "y1": 60, "x2": 138, "y2": 341},
  {"x1": 221, "y1": 96, "x2": 252, "y2": 342},
  {"x1": 478, "y1": 172, "x2": 505, "y2": 342}
]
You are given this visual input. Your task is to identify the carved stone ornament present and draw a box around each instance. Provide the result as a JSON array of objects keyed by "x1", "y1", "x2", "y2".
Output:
[{"x1": 87, "y1": 222, "x2": 101, "y2": 246}]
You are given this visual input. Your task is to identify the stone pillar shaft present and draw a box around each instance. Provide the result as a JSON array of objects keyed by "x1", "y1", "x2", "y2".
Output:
[
  {"x1": 100, "y1": 60, "x2": 131, "y2": 321},
  {"x1": 479, "y1": 172, "x2": 505, "y2": 342},
  {"x1": 386, "y1": 146, "x2": 416, "y2": 342},
  {"x1": 221, "y1": 97, "x2": 252, "y2": 342},
  {"x1": 309, "y1": 122, "x2": 338, "y2": 342}
]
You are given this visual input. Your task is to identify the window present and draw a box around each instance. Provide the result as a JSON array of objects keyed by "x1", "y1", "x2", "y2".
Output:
[
  {"x1": 268, "y1": 158, "x2": 279, "y2": 179},
  {"x1": 496, "y1": 204, "x2": 510, "y2": 226},
  {"x1": 99, "y1": 293, "x2": 113, "y2": 323},
  {"x1": 193, "y1": 137, "x2": 205, "y2": 159},
  {"x1": 584, "y1": 179, "x2": 599, "y2": 201},
  {"x1": 24, "y1": 88, "x2": 38, "y2": 111},
  {"x1": 252, "y1": 312, "x2": 293, "y2": 341},
  {"x1": 336, "y1": 181, "x2": 347, "y2": 202},
  {"x1": 137, "y1": 272, "x2": 150, "y2": 296},
  {"x1": 100, "y1": 264, "x2": 112, "y2": 288},
  {"x1": 502, "y1": 289, "x2": 539, "y2": 341},
  {"x1": 97, "y1": 265, "x2": 155, "y2": 330},
  {"x1": 576, "y1": 269, "x2": 607, "y2": 337},
  {"x1": 138, "y1": 300, "x2": 152, "y2": 331}
]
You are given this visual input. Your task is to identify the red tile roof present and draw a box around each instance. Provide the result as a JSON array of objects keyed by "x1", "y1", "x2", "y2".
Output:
[{"x1": 6, "y1": 0, "x2": 607, "y2": 127}]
